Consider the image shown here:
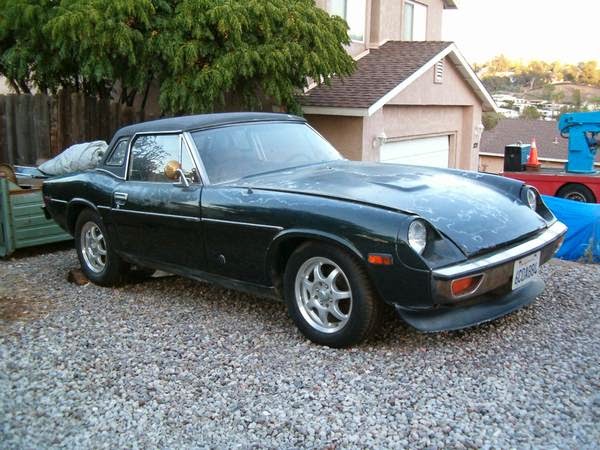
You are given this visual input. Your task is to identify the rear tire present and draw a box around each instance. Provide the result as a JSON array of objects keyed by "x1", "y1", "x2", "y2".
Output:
[
  {"x1": 75, "y1": 209, "x2": 130, "y2": 286},
  {"x1": 557, "y1": 183, "x2": 596, "y2": 203},
  {"x1": 283, "y1": 242, "x2": 382, "y2": 348}
]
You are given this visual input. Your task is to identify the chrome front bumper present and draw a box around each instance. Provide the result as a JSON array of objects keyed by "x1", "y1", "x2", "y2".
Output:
[{"x1": 432, "y1": 221, "x2": 567, "y2": 303}]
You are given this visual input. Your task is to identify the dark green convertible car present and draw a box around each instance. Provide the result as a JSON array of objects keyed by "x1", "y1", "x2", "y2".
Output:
[{"x1": 43, "y1": 113, "x2": 566, "y2": 347}]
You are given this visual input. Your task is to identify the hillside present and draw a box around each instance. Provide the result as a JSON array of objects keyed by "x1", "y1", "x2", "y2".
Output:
[{"x1": 524, "y1": 83, "x2": 600, "y2": 103}]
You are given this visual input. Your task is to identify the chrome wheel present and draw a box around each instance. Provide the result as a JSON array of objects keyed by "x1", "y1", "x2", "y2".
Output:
[
  {"x1": 294, "y1": 256, "x2": 353, "y2": 333},
  {"x1": 565, "y1": 192, "x2": 586, "y2": 202},
  {"x1": 80, "y1": 221, "x2": 107, "y2": 273}
]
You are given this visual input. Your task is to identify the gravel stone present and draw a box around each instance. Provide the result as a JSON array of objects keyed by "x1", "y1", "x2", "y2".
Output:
[{"x1": 1, "y1": 247, "x2": 599, "y2": 448}]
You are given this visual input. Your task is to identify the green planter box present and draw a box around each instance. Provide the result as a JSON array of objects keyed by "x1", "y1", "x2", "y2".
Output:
[{"x1": 0, "y1": 177, "x2": 72, "y2": 257}]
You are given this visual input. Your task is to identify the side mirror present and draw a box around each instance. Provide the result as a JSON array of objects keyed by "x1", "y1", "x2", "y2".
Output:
[
  {"x1": 164, "y1": 160, "x2": 190, "y2": 187},
  {"x1": 164, "y1": 160, "x2": 181, "y2": 180}
]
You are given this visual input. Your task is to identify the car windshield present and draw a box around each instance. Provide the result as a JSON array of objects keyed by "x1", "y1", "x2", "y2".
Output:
[{"x1": 190, "y1": 122, "x2": 343, "y2": 183}]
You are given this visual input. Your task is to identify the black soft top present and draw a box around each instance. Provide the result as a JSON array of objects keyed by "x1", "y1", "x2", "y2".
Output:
[{"x1": 111, "y1": 112, "x2": 304, "y2": 142}]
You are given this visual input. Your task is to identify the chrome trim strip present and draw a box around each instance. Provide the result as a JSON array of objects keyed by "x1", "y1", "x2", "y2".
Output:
[
  {"x1": 50, "y1": 198, "x2": 68, "y2": 204},
  {"x1": 97, "y1": 205, "x2": 111, "y2": 210},
  {"x1": 113, "y1": 208, "x2": 201, "y2": 222},
  {"x1": 434, "y1": 221, "x2": 567, "y2": 279},
  {"x1": 183, "y1": 132, "x2": 210, "y2": 185},
  {"x1": 202, "y1": 217, "x2": 283, "y2": 231},
  {"x1": 95, "y1": 168, "x2": 124, "y2": 180}
]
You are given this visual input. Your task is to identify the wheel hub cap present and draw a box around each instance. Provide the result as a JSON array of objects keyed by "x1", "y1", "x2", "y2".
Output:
[
  {"x1": 294, "y1": 257, "x2": 353, "y2": 334},
  {"x1": 80, "y1": 221, "x2": 107, "y2": 273}
]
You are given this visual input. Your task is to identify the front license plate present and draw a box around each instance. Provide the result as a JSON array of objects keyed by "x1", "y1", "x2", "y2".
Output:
[{"x1": 512, "y1": 251, "x2": 540, "y2": 290}]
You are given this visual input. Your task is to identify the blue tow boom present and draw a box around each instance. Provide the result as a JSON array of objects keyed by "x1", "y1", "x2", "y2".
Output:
[{"x1": 558, "y1": 111, "x2": 600, "y2": 174}]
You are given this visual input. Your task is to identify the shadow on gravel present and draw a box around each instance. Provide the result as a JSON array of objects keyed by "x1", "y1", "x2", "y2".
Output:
[{"x1": 1, "y1": 241, "x2": 74, "y2": 261}]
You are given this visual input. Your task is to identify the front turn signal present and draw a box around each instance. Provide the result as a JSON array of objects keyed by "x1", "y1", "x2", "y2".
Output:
[
  {"x1": 451, "y1": 274, "x2": 483, "y2": 297},
  {"x1": 368, "y1": 253, "x2": 394, "y2": 266}
]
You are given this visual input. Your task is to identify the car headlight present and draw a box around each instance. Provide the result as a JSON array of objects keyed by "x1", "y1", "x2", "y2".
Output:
[
  {"x1": 408, "y1": 219, "x2": 428, "y2": 255},
  {"x1": 526, "y1": 187, "x2": 537, "y2": 211}
]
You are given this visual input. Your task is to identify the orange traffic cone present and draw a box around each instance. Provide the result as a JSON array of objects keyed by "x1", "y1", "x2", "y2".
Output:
[{"x1": 526, "y1": 137, "x2": 542, "y2": 170}]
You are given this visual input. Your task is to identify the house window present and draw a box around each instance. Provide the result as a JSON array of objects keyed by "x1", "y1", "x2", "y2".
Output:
[
  {"x1": 403, "y1": 0, "x2": 427, "y2": 41},
  {"x1": 331, "y1": 0, "x2": 366, "y2": 43}
]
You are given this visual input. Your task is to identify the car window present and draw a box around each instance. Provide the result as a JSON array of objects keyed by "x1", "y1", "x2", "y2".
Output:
[
  {"x1": 129, "y1": 134, "x2": 179, "y2": 182},
  {"x1": 191, "y1": 122, "x2": 342, "y2": 183},
  {"x1": 106, "y1": 139, "x2": 128, "y2": 166}
]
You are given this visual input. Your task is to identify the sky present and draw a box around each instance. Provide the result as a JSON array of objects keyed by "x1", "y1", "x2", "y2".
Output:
[{"x1": 442, "y1": 0, "x2": 600, "y2": 65}]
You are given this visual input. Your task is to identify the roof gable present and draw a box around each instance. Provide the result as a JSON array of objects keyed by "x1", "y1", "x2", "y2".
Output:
[{"x1": 301, "y1": 41, "x2": 496, "y2": 116}]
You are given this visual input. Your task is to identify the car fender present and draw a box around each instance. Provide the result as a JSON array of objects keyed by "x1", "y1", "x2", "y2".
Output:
[
  {"x1": 66, "y1": 198, "x2": 99, "y2": 233},
  {"x1": 265, "y1": 228, "x2": 366, "y2": 290}
]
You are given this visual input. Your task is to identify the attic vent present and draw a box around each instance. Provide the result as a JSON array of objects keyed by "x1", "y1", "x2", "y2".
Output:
[{"x1": 434, "y1": 61, "x2": 444, "y2": 84}]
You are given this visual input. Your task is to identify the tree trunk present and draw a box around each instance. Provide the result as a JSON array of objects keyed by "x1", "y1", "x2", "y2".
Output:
[
  {"x1": 8, "y1": 79, "x2": 21, "y2": 94},
  {"x1": 18, "y1": 80, "x2": 31, "y2": 94},
  {"x1": 126, "y1": 88, "x2": 137, "y2": 107},
  {"x1": 140, "y1": 80, "x2": 152, "y2": 111}
]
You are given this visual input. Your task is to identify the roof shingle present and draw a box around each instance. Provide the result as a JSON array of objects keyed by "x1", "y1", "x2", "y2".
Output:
[
  {"x1": 480, "y1": 118, "x2": 600, "y2": 162},
  {"x1": 300, "y1": 41, "x2": 452, "y2": 109}
]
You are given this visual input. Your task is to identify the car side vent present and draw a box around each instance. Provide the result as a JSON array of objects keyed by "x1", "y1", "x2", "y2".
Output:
[{"x1": 434, "y1": 61, "x2": 444, "y2": 84}]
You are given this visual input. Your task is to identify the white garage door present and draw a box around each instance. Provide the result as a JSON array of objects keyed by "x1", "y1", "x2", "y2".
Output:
[{"x1": 380, "y1": 135, "x2": 450, "y2": 168}]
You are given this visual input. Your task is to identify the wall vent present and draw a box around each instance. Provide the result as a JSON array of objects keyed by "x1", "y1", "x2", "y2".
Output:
[{"x1": 434, "y1": 61, "x2": 444, "y2": 84}]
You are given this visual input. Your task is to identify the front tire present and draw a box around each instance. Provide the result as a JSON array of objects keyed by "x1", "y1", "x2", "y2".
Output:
[
  {"x1": 75, "y1": 209, "x2": 129, "y2": 286},
  {"x1": 284, "y1": 242, "x2": 382, "y2": 348}
]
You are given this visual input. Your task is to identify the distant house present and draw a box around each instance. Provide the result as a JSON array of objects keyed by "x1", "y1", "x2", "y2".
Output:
[
  {"x1": 303, "y1": 0, "x2": 497, "y2": 171},
  {"x1": 479, "y1": 118, "x2": 600, "y2": 173}
]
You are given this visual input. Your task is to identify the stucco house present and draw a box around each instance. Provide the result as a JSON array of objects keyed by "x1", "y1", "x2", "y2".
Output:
[{"x1": 303, "y1": 0, "x2": 497, "y2": 170}]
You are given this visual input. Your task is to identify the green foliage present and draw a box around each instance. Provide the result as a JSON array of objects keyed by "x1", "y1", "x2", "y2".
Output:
[
  {"x1": 481, "y1": 75, "x2": 513, "y2": 93},
  {"x1": 0, "y1": 0, "x2": 355, "y2": 113},
  {"x1": 157, "y1": 0, "x2": 354, "y2": 114},
  {"x1": 481, "y1": 111, "x2": 504, "y2": 130},
  {"x1": 520, "y1": 105, "x2": 541, "y2": 120},
  {"x1": 572, "y1": 89, "x2": 582, "y2": 109},
  {"x1": 542, "y1": 84, "x2": 555, "y2": 102}
]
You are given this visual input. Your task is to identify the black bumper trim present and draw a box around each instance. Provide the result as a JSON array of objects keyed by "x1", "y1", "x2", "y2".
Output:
[{"x1": 396, "y1": 277, "x2": 545, "y2": 332}]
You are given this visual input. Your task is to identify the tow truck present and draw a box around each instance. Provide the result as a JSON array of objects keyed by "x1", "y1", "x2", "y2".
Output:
[{"x1": 502, "y1": 111, "x2": 600, "y2": 203}]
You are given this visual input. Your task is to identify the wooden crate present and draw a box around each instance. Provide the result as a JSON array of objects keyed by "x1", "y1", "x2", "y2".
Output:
[{"x1": 0, "y1": 177, "x2": 71, "y2": 257}]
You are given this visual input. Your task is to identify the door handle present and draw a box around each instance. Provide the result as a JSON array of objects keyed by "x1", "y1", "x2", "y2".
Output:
[{"x1": 114, "y1": 192, "x2": 128, "y2": 207}]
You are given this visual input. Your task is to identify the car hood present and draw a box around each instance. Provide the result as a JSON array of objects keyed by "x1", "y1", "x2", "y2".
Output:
[{"x1": 235, "y1": 161, "x2": 548, "y2": 256}]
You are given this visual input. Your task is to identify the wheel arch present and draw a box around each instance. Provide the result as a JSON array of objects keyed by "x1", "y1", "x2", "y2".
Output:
[
  {"x1": 66, "y1": 198, "x2": 99, "y2": 234},
  {"x1": 266, "y1": 229, "x2": 366, "y2": 295}
]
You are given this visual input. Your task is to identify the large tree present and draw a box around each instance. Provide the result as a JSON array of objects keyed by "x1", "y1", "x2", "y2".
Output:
[{"x1": 0, "y1": 0, "x2": 355, "y2": 114}]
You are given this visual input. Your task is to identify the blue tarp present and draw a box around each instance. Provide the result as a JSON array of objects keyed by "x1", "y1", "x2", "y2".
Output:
[{"x1": 542, "y1": 195, "x2": 600, "y2": 262}]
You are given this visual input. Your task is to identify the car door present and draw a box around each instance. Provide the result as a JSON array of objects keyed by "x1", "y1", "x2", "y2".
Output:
[
  {"x1": 190, "y1": 125, "x2": 283, "y2": 285},
  {"x1": 110, "y1": 132, "x2": 205, "y2": 270}
]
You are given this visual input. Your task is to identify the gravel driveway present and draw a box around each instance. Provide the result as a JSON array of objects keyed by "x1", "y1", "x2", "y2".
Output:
[{"x1": 1, "y1": 246, "x2": 599, "y2": 449}]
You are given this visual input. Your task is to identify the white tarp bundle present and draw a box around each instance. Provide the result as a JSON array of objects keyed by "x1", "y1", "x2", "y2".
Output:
[{"x1": 38, "y1": 141, "x2": 107, "y2": 176}]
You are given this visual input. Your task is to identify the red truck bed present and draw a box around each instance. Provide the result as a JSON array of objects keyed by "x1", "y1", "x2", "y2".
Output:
[{"x1": 503, "y1": 168, "x2": 600, "y2": 203}]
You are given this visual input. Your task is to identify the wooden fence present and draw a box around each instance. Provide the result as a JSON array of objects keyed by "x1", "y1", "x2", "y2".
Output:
[{"x1": 0, "y1": 92, "x2": 147, "y2": 166}]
